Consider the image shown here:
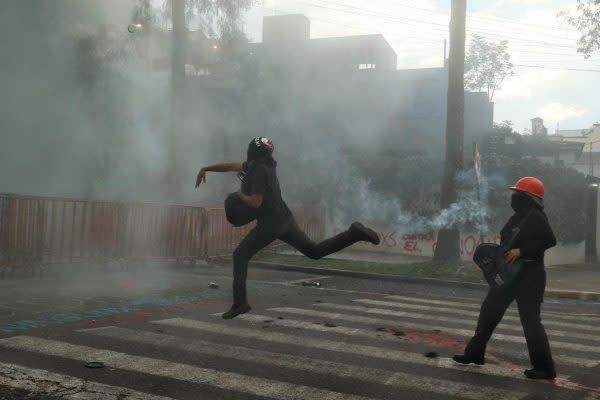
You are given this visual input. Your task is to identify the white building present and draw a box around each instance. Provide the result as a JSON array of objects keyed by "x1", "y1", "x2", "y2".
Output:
[{"x1": 550, "y1": 123, "x2": 600, "y2": 177}]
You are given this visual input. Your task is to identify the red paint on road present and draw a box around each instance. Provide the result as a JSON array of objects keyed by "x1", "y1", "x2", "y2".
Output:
[{"x1": 395, "y1": 327, "x2": 600, "y2": 399}]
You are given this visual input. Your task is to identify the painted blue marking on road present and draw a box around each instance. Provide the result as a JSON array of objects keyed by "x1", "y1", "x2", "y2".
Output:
[{"x1": 0, "y1": 291, "x2": 225, "y2": 334}]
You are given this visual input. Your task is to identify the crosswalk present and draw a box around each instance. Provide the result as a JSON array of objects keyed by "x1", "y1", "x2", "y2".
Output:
[{"x1": 0, "y1": 289, "x2": 598, "y2": 399}]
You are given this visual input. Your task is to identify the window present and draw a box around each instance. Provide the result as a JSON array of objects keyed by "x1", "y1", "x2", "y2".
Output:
[{"x1": 358, "y1": 63, "x2": 376, "y2": 70}]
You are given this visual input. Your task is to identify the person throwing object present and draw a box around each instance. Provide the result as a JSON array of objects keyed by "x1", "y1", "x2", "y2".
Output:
[{"x1": 196, "y1": 137, "x2": 380, "y2": 319}]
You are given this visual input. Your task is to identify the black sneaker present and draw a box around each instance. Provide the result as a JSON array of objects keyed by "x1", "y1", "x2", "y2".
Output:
[
  {"x1": 222, "y1": 304, "x2": 251, "y2": 320},
  {"x1": 453, "y1": 354, "x2": 485, "y2": 365},
  {"x1": 350, "y1": 222, "x2": 380, "y2": 245},
  {"x1": 524, "y1": 369, "x2": 556, "y2": 380}
]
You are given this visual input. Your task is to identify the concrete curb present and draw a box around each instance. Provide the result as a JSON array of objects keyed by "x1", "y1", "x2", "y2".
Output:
[
  {"x1": 250, "y1": 261, "x2": 600, "y2": 301},
  {"x1": 544, "y1": 289, "x2": 600, "y2": 301},
  {"x1": 250, "y1": 261, "x2": 488, "y2": 290}
]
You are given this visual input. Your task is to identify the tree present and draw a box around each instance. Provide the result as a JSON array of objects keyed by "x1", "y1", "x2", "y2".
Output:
[
  {"x1": 132, "y1": 0, "x2": 255, "y2": 41},
  {"x1": 464, "y1": 34, "x2": 514, "y2": 100},
  {"x1": 559, "y1": 1, "x2": 600, "y2": 59}
]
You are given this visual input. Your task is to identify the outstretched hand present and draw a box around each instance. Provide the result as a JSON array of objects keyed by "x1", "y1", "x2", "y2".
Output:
[{"x1": 195, "y1": 169, "x2": 206, "y2": 188}]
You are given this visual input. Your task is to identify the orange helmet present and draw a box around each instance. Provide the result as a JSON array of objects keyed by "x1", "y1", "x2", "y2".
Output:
[{"x1": 509, "y1": 177, "x2": 544, "y2": 199}]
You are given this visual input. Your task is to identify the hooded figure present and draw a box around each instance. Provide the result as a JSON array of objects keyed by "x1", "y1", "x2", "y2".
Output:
[
  {"x1": 454, "y1": 177, "x2": 557, "y2": 381},
  {"x1": 195, "y1": 136, "x2": 381, "y2": 320}
]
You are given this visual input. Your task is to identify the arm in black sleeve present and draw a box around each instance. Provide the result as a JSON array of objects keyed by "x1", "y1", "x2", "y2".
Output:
[{"x1": 520, "y1": 212, "x2": 557, "y2": 259}]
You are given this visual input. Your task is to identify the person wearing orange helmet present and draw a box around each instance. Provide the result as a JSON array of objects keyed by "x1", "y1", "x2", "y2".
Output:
[{"x1": 454, "y1": 177, "x2": 557, "y2": 380}]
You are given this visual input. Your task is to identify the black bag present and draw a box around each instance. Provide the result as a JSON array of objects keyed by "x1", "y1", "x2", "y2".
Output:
[
  {"x1": 224, "y1": 192, "x2": 257, "y2": 227},
  {"x1": 473, "y1": 241, "x2": 523, "y2": 287},
  {"x1": 473, "y1": 225, "x2": 524, "y2": 287}
]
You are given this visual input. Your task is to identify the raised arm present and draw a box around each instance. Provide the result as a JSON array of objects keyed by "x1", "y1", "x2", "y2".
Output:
[{"x1": 195, "y1": 162, "x2": 244, "y2": 188}]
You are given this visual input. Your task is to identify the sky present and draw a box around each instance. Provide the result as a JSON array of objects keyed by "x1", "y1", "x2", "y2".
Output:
[{"x1": 242, "y1": 0, "x2": 599, "y2": 133}]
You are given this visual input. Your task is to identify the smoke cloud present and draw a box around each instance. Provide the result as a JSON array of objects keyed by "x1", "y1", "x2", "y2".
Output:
[{"x1": 0, "y1": 1, "x2": 496, "y2": 236}]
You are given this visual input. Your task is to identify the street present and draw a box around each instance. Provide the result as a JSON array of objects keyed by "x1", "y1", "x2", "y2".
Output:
[{"x1": 0, "y1": 263, "x2": 597, "y2": 399}]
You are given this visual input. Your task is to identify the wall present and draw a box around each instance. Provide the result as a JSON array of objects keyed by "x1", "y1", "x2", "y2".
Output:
[{"x1": 332, "y1": 226, "x2": 584, "y2": 266}]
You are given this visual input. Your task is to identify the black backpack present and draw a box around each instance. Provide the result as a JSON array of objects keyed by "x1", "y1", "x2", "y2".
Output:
[
  {"x1": 473, "y1": 209, "x2": 535, "y2": 287},
  {"x1": 224, "y1": 192, "x2": 257, "y2": 227},
  {"x1": 473, "y1": 230, "x2": 523, "y2": 287}
]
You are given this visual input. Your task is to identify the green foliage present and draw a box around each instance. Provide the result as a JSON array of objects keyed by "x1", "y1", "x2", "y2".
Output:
[
  {"x1": 464, "y1": 34, "x2": 514, "y2": 100},
  {"x1": 132, "y1": 0, "x2": 256, "y2": 40},
  {"x1": 559, "y1": 1, "x2": 600, "y2": 59}
]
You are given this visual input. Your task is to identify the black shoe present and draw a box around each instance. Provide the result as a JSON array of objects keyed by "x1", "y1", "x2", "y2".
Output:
[
  {"x1": 222, "y1": 304, "x2": 251, "y2": 320},
  {"x1": 350, "y1": 222, "x2": 380, "y2": 245},
  {"x1": 453, "y1": 354, "x2": 485, "y2": 365},
  {"x1": 524, "y1": 369, "x2": 556, "y2": 380}
]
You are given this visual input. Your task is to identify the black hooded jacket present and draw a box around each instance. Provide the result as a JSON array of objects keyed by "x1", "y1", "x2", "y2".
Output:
[{"x1": 501, "y1": 192, "x2": 557, "y2": 265}]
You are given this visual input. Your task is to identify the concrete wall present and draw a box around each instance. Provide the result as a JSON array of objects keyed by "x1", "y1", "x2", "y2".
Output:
[{"x1": 331, "y1": 225, "x2": 584, "y2": 266}]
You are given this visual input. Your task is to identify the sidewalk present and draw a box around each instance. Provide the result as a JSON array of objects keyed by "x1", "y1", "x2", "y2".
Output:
[
  {"x1": 545, "y1": 264, "x2": 600, "y2": 296},
  {"x1": 261, "y1": 250, "x2": 600, "y2": 300}
]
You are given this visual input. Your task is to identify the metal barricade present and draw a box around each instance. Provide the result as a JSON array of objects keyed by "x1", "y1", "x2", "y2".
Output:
[{"x1": 0, "y1": 193, "x2": 325, "y2": 270}]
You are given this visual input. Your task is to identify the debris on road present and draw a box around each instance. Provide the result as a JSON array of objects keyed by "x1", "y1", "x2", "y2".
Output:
[
  {"x1": 324, "y1": 322, "x2": 337, "y2": 328},
  {"x1": 375, "y1": 327, "x2": 405, "y2": 336},
  {"x1": 301, "y1": 281, "x2": 321, "y2": 287},
  {"x1": 263, "y1": 320, "x2": 274, "y2": 323},
  {"x1": 85, "y1": 362, "x2": 105, "y2": 369},
  {"x1": 208, "y1": 282, "x2": 219, "y2": 289},
  {"x1": 277, "y1": 316, "x2": 284, "y2": 320},
  {"x1": 424, "y1": 351, "x2": 439, "y2": 359}
]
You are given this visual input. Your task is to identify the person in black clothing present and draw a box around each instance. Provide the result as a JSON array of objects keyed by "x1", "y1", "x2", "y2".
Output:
[
  {"x1": 453, "y1": 177, "x2": 557, "y2": 380},
  {"x1": 195, "y1": 137, "x2": 381, "y2": 319}
]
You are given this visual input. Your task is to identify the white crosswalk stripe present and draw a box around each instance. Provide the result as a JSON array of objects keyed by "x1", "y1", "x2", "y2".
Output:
[
  {"x1": 385, "y1": 295, "x2": 600, "y2": 322},
  {"x1": 323, "y1": 300, "x2": 600, "y2": 342},
  {"x1": 351, "y1": 299, "x2": 600, "y2": 332},
  {"x1": 154, "y1": 317, "x2": 529, "y2": 380},
  {"x1": 269, "y1": 307, "x2": 599, "y2": 368},
  {"x1": 0, "y1": 361, "x2": 176, "y2": 400},
  {"x1": 316, "y1": 303, "x2": 600, "y2": 353},
  {"x1": 0, "y1": 335, "x2": 379, "y2": 400},
  {"x1": 0, "y1": 291, "x2": 597, "y2": 400},
  {"x1": 80, "y1": 326, "x2": 527, "y2": 400}
]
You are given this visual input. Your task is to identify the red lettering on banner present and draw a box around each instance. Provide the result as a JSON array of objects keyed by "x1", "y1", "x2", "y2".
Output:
[
  {"x1": 462, "y1": 235, "x2": 478, "y2": 257},
  {"x1": 403, "y1": 240, "x2": 421, "y2": 253}
]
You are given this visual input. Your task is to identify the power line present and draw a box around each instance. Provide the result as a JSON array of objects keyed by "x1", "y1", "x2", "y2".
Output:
[
  {"x1": 514, "y1": 64, "x2": 600, "y2": 72},
  {"x1": 288, "y1": 0, "x2": 579, "y2": 50},
  {"x1": 319, "y1": 0, "x2": 578, "y2": 33},
  {"x1": 307, "y1": 0, "x2": 580, "y2": 40},
  {"x1": 261, "y1": 6, "x2": 445, "y2": 45},
  {"x1": 265, "y1": 1, "x2": 586, "y2": 56},
  {"x1": 260, "y1": 5, "x2": 600, "y2": 65}
]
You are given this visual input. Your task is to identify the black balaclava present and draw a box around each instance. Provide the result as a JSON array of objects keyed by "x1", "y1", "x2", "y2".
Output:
[
  {"x1": 246, "y1": 137, "x2": 276, "y2": 167},
  {"x1": 511, "y1": 190, "x2": 541, "y2": 213}
]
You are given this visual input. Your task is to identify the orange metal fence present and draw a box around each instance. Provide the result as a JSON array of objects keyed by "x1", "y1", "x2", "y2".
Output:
[{"x1": 0, "y1": 194, "x2": 324, "y2": 269}]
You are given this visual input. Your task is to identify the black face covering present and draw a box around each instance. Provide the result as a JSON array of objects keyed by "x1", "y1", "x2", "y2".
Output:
[
  {"x1": 511, "y1": 191, "x2": 534, "y2": 213},
  {"x1": 246, "y1": 137, "x2": 276, "y2": 166}
]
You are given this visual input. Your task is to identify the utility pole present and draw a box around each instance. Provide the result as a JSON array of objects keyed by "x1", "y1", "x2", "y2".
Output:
[
  {"x1": 169, "y1": 0, "x2": 186, "y2": 199},
  {"x1": 434, "y1": 0, "x2": 467, "y2": 263}
]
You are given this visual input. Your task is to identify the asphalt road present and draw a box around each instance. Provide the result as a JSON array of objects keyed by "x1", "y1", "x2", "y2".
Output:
[{"x1": 0, "y1": 261, "x2": 598, "y2": 400}]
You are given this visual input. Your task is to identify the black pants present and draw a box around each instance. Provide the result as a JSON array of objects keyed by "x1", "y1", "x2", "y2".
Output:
[
  {"x1": 232, "y1": 218, "x2": 359, "y2": 306},
  {"x1": 464, "y1": 266, "x2": 555, "y2": 371}
]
